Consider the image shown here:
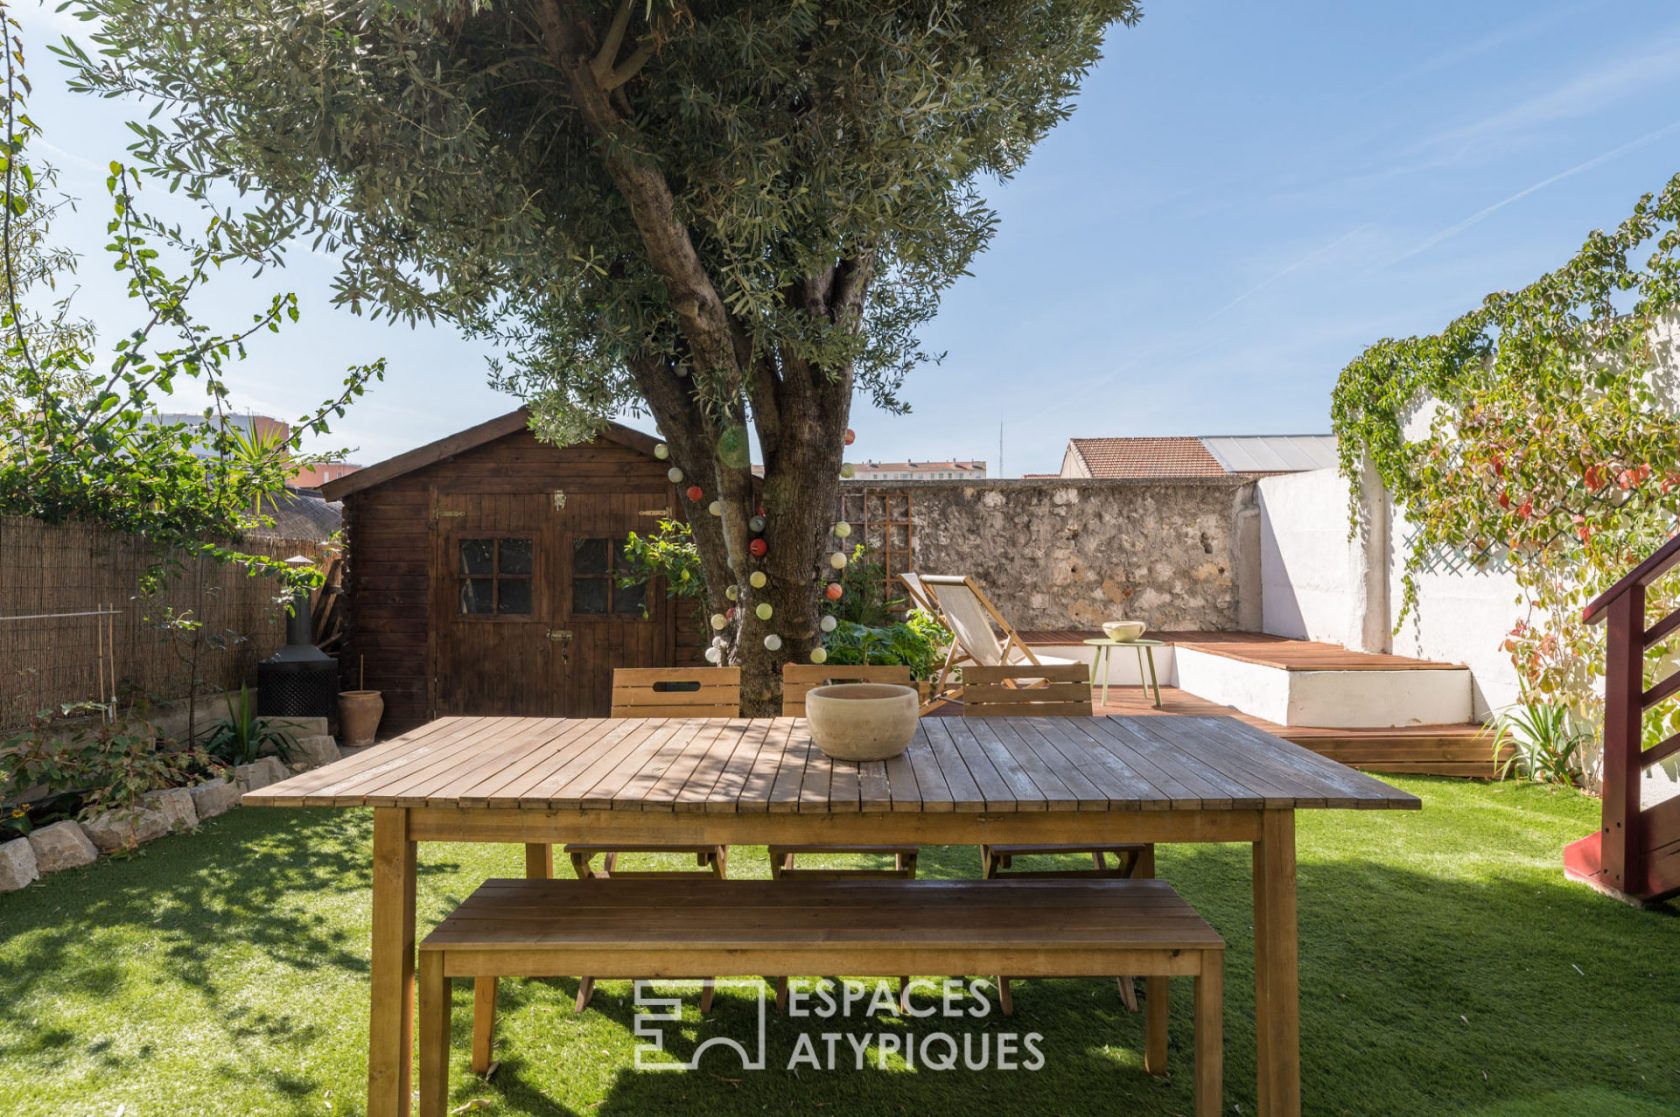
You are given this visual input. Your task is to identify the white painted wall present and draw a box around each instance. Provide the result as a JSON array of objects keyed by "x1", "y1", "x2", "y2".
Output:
[
  {"x1": 1386, "y1": 505, "x2": 1522, "y2": 720},
  {"x1": 1257, "y1": 457, "x2": 1520, "y2": 720},
  {"x1": 1256, "y1": 469, "x2": 1366, "y2": 648}
]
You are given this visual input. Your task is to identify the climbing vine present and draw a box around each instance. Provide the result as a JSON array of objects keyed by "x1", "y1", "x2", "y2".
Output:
[{"x1": 1331, "y1": 171, "x2": 1680, "y2": 742}]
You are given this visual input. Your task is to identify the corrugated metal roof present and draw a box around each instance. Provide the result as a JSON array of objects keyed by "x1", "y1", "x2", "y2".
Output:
[{"x1": 1200, "y1": 435, "x2": 1337, "y2": 474}]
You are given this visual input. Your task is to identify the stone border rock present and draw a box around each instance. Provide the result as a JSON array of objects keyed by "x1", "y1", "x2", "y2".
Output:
[{"x1": 0, "y1": 734, "x2": 341, "y2": 892}]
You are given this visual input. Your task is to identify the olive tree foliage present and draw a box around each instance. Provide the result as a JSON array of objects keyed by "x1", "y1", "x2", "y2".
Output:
[{"x1": 66, "y1": 0, "x2": 1140, "y2": 708}]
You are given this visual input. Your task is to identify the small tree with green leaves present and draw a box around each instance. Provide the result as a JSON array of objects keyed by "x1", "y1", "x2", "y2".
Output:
[
  {"x1": 65, "y1": 0, "x2": 1140, "y2": 710},
  {"x1": 0, "y1": 8, "x2": 382, "y2": 597}
]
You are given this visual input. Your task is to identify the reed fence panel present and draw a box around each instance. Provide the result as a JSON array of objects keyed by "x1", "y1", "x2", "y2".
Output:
[{"x1": 0, "y1": 517, "x2": 331, "y2": 730}]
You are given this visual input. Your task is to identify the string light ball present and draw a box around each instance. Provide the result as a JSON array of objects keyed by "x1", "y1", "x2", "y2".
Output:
[
  {"x1": 749, "y1": 538, "x2": 768, "y2": 558},
  {"x1": 667, "y1": 467, "x2": 683, "y2": 483},
  {"x1": 710, "y1": 613, "x2": 728, "y2": 631},
  {"x1": 844, "y1": 428, "x2": 856, "y2": 445},
  {"x1": 829, "y1": 551, "x2": 848, "y2": 570},
  {"x1": 653, "y1": 443, "x2": 670, "y2": 460},
  {"x1": 755, "y1": 602, "x2": 774, "y2": 621},
  {"x1": 725, "y1": 584, "x2": 739, "y2": 601},
  {"x1": 819, "y1": 614, "x2": 838, "y2": 632},
  {"x1": 839, "y1": 463, "x2": 855, "y2": 479},
  {"x1": 726, "y1": 607, "x2": 737, "y2": 621},
  {"x1": 704, "y1": 646, "x2": 723, "y2": 664},
  {"x1": 810, "y1": 646, "x2": 828, "y2": 664},
  {"x1": 708, "y1": 500, "x2": 723, "y2": 517},
  {"x1": 833, "y1": 521, "x2": 852, "y2": 538},
  {"x1": 764, "y1": 634, "x2": 783, "y2": 651},
  {"x1": 825, "y1": 582, "x2": 843, "y2": 601},
  {"x1": 748, "y1": 514, "x2": 766, "y2": 533},
  {"x1": 685, "y1": 484, "x2": 704, "y2": 503},
  {"x1": 716, "y1": 423, "x2": 752, "y2": 469},
  {"x1": 749, "y1": 571, "x2": 767, "y2": 589}
]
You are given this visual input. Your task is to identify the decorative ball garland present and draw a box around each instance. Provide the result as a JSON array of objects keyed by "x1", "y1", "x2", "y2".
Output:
[{"x1": 661, "y1": 426, "x2": 864, "y2": 667}]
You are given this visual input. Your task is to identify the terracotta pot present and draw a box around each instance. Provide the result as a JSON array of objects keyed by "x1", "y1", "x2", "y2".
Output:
[
  {"x1": 338, "y1": 690, "x2": 384, "y2": 747},
  {"x1": 805, "y1": 683, "x2": 919, "y2": 761}
]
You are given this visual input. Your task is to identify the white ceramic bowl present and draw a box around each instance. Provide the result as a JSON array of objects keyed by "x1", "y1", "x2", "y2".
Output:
[
  {"x1": 1103, "y1": 620, "x2": 1147, "y2": 642},
  {"x1": 804, "y1": 682, "x2": 920, "y2": 761}
]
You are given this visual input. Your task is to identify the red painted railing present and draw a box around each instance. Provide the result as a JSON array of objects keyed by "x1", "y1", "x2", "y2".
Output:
[{"x1": 1571, "y1": 533, "x2": 1680, "y2": 901}]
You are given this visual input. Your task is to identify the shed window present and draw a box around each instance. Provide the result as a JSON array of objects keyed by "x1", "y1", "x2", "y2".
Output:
[
  {"x1": 458, "y1": 538, "x2": 534, "y2": 616},
  {"x1": 572, "y1": 537, "x2": 648, "y2": 617}
]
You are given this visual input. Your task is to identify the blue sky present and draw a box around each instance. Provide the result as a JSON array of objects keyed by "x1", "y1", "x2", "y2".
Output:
[{"x1": 15, "y1": 0, "x2": 1680, "y2": 475}]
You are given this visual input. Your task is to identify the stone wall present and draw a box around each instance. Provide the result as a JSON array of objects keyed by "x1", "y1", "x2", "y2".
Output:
[{"x1": 845, "y1": 477, "x2": 1260, "y2": 631}]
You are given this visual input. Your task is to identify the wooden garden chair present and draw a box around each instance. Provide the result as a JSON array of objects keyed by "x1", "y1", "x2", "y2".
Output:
[
  {"x1": 904, "y1": 573, "x2": 1078, "y2": 710},
  {"x1": 563, "y1": 666, "x2": 738, "y2": 1012},
  {"x1": 963, "y1": 661, "x2": 1150, "y2": 1015}
]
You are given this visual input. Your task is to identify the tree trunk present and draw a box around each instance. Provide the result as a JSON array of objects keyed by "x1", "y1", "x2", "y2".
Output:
[{"x1": 546, "y1": 5, "x2": 862, "y2": 714}]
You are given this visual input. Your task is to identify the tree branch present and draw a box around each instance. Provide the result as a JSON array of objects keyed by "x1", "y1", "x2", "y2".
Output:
[
  {"x1": 602, "y1": 41, "x2": 655, "y2": 91},
  {"x1": 590, "y1": 0, "x2": 635, "y2": 81},
  {"x1": 536, "y1": 1, "x2": 744, "y2": 383}
]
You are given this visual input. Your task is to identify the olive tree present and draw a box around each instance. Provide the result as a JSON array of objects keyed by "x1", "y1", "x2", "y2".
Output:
[{"x1": 67, "y1": 0, "x2": 1139, "y2": 709}]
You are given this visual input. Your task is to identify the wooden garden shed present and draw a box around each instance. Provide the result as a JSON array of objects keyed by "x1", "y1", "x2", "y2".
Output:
[{"x1": 321, "y1": 409, "x2": 700, "y2": 735}]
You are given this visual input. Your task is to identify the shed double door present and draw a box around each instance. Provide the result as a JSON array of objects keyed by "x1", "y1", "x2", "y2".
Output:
[{"x1": 430, "y1": 488, "x2": 672, "y2": 719}]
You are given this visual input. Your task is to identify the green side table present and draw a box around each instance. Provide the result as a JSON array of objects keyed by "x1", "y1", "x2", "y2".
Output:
[{"x1": 1084, "y1": 637, "x2": 1166, "y2": 708}]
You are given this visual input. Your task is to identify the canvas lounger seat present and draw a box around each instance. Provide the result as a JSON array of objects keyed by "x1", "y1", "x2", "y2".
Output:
[
  {"x1": 902, "y1": 573, "x2": 1077, "y2": 709},
  {"x1": 418, "y1": 878, "x2": 1225, "y2": 1117}
]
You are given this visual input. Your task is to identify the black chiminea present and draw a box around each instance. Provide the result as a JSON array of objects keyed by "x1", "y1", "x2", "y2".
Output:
[{"x1": 257, "y1": 556, "x2": 339, "y2": 719}]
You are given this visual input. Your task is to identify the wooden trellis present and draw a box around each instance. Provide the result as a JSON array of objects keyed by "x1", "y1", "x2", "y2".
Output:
[{"x1": 837, "y1": 489, "x2": 915, "y2": 610}]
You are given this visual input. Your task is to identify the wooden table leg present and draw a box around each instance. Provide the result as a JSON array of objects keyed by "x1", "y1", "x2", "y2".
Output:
[
  {"x1": 1253, "y1": 809, "x2": 1300, "y2": 1117},
  {"x1": 524, "y1": 843, "x2": 553, "y2": 879},
  {"x1": 370, "y1": 807, "x2": 418, "y2": 1117}
]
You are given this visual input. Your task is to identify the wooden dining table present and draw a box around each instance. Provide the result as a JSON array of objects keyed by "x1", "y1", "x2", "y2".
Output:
[{"x1": 244, "y1": 713, "x2": 1420, "y2": 1117}]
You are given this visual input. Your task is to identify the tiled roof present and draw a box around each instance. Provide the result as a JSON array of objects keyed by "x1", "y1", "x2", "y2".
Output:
[{"x1": 1068, "y1": 437, "x2": 1225, "y2": 479}]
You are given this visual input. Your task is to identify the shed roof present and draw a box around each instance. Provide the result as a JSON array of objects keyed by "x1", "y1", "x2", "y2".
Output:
[{"x1": 320, "y1": 409, "x2": 661, "y2": 501}]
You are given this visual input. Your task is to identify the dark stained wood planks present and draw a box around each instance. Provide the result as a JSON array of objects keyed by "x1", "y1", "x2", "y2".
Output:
[{"x1": 339, "y1": 423, "x2": 685, "y2": 734}]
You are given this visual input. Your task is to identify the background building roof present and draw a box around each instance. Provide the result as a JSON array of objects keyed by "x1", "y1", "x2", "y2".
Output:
[{"x1": 1064, "y1": 435, "x2": 1335, "y2": 480}]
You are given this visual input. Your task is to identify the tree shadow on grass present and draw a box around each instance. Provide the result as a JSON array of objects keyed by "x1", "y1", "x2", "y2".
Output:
[
  {"x1": 4, "y1": 811, "x2": 1678, "y2": 1117},
  {"x1": 437, "y1": 848, "x2": 1680, "y2": 1117},
  {"x1": 0, "y1": 807, "x2": 389, "y2": 1097}
]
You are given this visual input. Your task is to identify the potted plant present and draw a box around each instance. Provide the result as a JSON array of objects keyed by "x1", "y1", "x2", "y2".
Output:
[{"x1": 339, "y1": 655, "x2": 383, "y2": 747}]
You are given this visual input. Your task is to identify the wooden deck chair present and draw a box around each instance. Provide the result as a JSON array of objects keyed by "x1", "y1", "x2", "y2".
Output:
[
  {"x1": 907, "y1": 573, "x2": 1077, "y2": 709},
  {"x1": 963, "y1": 662, "x2": 1150, "y2": 1016},
  {"x1": 771, "y1": 663, "x2": 920, "y2": 1010},
  {"x1": 563, "y1": 667, "x2": 737, "y2": 1013}
]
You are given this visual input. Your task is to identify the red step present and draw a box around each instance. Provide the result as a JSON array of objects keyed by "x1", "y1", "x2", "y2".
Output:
[{"x1": 1565, "y1": 796, "x2": 1680, "y2": 904}]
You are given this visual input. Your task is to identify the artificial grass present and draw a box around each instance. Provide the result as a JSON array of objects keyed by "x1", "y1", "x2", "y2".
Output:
[{"x1": 0, "y1": 778, "x2": 1675, "y2": 1116}]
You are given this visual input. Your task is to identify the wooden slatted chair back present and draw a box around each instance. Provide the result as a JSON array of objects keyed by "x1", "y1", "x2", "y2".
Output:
[
  {"x1": 610, "y1": 667, "x2": 741, "y2": 718},
  {"x1": 781, "y1": 664, "x2": 914, "y2": 716},
  {"x1": 962, "y1": 663, "x2": 1092, "y2": 717}
]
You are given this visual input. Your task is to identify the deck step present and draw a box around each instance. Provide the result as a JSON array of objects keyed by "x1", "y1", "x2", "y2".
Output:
[{"x1": 1173, "y1": 644, "x2": 1471, "y2": 729}]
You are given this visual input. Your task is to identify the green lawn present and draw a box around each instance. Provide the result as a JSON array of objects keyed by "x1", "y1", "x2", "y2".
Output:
[{"x1": 1, "y1": 778, "x2": 1675, "y2": 1116}]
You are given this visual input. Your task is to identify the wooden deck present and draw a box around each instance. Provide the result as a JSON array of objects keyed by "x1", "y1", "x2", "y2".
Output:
[
  {"x1": 1022, "y1": 629, "x2": 1465, "y2": 671},
  {"x1": 1090, "y1": 686, "x2": 1502, "y2": 779}
]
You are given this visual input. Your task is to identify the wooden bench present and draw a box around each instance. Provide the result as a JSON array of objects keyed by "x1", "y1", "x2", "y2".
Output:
[{"x1": 418, "y1": 878, "x2": 1224, "y2": 1116}]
